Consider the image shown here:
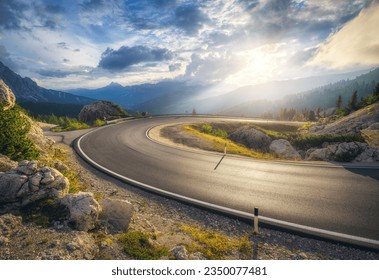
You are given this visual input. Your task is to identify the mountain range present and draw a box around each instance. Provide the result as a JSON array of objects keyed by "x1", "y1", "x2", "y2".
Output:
[
  {"x1": 0, "y1": 61, "x2": 93, "y2": 105},
  {"x1": 1, "y1": 60, "x2": 378, "y2": 118}
]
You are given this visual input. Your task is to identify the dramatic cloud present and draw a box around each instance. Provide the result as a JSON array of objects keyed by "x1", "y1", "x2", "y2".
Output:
[
  {"x1": 0, "y1": 0, "x2": 377, "y2": 89},
  {"x1": 98, "y1": 45, "x2": 173, "y2": 70},
  {"x1": 173, "y1": 4, "x2": 208, "y2": 36},
  {"x1": 0, "y1": 0, "x2": 27, "y2": 30},
  {"x1": 310, "y1": 2, "x2": 379, "y2": 68}
]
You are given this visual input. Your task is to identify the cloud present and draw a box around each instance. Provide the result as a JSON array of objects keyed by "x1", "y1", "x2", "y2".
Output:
[
  {"x1": 98, "y1": 45, "x2": 173, "y2": 70},
  {"x1": 0, "y1": 45, "x2": 19, "y2": 71},
  {"x1": 310, "y1": 2, "x2": 379, "y2": 68},
  {"x1": 0, "y1": 0, "x2": 27, "y2": 30},
  {"x1": 173, "y1": 4, "x2": 208, "y2": 36},
  {"x1": 36, "y1": 69, "x2": 75, "y2": 78},
  {"x1": 184, "y1": 51, "x2": 246, "y2": 84}
]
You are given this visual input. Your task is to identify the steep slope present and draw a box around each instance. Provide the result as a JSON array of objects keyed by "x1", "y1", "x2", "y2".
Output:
[{"x1": 0, "y1": 61, "x2": 94, "y2": 105}]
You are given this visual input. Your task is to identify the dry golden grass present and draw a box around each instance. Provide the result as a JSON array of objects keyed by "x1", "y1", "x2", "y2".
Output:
[{"x1": 183, "y1": 125, "x2": 274, "y2": 160}]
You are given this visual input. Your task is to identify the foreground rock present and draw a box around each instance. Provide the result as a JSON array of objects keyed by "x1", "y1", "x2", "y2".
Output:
[
  {"x1": 78, "y1": 100, "x2": 128, "y2": 124},
  {"x1": 269, "y1": 139, "x2": 301, "y2": 160},
  {"x1": 0, "y1": 160, "x2": 69, "y2": 211},
  {"x1": 229, "y1": 126, "x2": 272, "y2": 152},
  {"x1": 0, "y1": 79, "x2": 16, "y2": 110},
  {"x1": 58, "y1": 192, "x2": 101, "y2": 231},
  {"x1": 306, "y1": 142, "x2": 379, "y2": 162},
  {"x1": 171, "y1": 245, "x2": 206, "y2": 260},
  {"x1": 99, "y1": 198, "x2": 133, "y2": 234}
]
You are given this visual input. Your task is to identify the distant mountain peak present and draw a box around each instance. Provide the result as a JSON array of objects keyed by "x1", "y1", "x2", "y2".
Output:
[{"x1": 107, "y1": 82, "x2": 123, "y2": 88}]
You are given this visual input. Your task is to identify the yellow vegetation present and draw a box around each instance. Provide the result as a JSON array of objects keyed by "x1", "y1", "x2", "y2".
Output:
[
  {"x1": 183, "y1": 125, "x2": 274, "y2": 160},
  {"x1": 180, "y1": 225, "x2": 252, "y2": 259}
]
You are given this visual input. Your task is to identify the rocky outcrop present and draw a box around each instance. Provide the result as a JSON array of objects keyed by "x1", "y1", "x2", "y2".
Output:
[
  {"x1": 269, "y1": 139, "x2": 301, "y2": 160},
  {"x1": 0, "y1": 154, "x2": 17, "y2": 172},
  {"x1": 58, "y1": 192, "x2": 101, "y2": 231},
  {"x1": 0, "y1": 79, "x2": 16, "y2": 110},
  {"x1": 361, "y1": 122, "x2": 379, "y2": 148},
  {"x1": 99, "y1": 198, "x2": 133, "y2": 234},
  {"x1": 0, "y1": 160, "x2": 69, "y2": 211},
  {"x1": 306, "y1": 142, "x2": 379, "y2": 162},
  {"x1": 315, "y1": 102, "x2": 379, "y2": 136},
  {"x1": 26, "y1": 115, "x2": 55, "y2": 153},
  {"x1": 228, "y1": 126, "x2": 272, "y2": 152},
  {"x1": 78, "y1": 100, "x2": 127, "y2": 124}
]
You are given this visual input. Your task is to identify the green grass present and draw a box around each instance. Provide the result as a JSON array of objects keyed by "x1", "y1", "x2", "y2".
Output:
[
  {"x1": 118, "y1": 231, "x2": 169, "y2": 260},
  {"x1": 180, "y1": 225, "x2": 252, "y2": 260}
]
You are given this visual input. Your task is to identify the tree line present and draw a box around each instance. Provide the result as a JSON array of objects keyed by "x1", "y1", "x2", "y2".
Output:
[{"x1": 261, "y1": 82, "x2": 379, "y2": 122}]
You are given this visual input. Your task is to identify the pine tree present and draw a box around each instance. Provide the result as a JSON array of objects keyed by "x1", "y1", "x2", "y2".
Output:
[
  {"x1": 336, "y1": 95, "x2": 342, "y2": 109},
  {"x1": 192, "y1": 108, "x2": 197, "y2": 116},
  {"x1": 348, "y1": 91, "x2": 358, "y2": 111}
]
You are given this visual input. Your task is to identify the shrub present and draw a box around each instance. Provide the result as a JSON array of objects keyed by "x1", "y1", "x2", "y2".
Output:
[
  {"x1": 0, "y1": 105, "x2": 39, "y2": 160},
  {"x1": 118, "y1": 231, "x2": 168, "y2": 260},
  {"x1": 180, "y1": 225, "x2": 252, "y2": 259}
]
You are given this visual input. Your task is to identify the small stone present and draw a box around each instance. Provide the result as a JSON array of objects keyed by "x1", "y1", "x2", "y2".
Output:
[{"x1": 171, "y1": 245, "x2": 189, "y2": 260}]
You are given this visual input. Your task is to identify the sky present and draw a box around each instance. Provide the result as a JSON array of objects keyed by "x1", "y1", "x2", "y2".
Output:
[{"x1": 0, "y1": 0, "x2": 378, "y2": 90}]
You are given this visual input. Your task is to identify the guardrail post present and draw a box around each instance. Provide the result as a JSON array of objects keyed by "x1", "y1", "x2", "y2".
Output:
[
  {"x1": 224, "y1": 143, "x2": 227, "y2": 155},
  {"x1": 254, "y1": 207, "x2": 259, "y2": 234}
]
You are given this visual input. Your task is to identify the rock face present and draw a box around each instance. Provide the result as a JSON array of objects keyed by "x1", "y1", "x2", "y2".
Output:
[
  {"x1": 0, "y1": 79, "x2": 16, "y2": 110},
  {"x1": 99, "y1": 198, "x2": 133, "y2": 234},
  {"x1": 0, "y1": 154, "x2": 17, "y2": 172},
  {"x1": 58, "y1": 192, "x2": 101, "y2": 231},
  {"x1": 0, "y1": 161, "x2": 69, "y2": 211},
  {"x1": 269, "y1": 139, "x2": 301, "y2": 160},
  {"x1": 361, "y1": 122, "x2": 379, "y2": 148},
  {"x1": 306, "y1": 142, "x2": 379, "y2": 162},
  {"x1": 228, "y1": 126, "x2": 272, "y2": 152},
  {"x1": 78, "y1": 100, "x2": 127, "y2": 124}
]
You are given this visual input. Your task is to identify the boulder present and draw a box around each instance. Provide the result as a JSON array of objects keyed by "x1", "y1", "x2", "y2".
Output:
[
  {"x1": 269, "y1": 139, "x2": 301, "y2": 160},
  {"x1": 78, "y1": 100, "x2": 127, "y2": 124},
  {"x1": 361, "y1": 122, "x2": 379, "y2": 148},
  {"x1": 229, "y1": 126, "x2": 272, "y2": 152},
  {"x1": 0, "y1": 161, "x2": 69, "y2": 209},
  {"x1": 0, "y1": 79, "x2": 16, "y2": 110},
  {"x1": 0, "y1": 154, "x2": 17, "y2": 172},
  {"x1": 306, "y1": 142, "x2": 379, "y2": 162},
  {"x1": 99, "y1": 198, "x2": 133, "y2": 234},
  {"x1": 58, "y1": 192, "x2": 101, "y2": 231}
]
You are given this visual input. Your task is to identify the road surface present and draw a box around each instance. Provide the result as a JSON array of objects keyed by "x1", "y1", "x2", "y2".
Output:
[{"x1": 75, "y1": 116, "x2": 379, "y2": 248}]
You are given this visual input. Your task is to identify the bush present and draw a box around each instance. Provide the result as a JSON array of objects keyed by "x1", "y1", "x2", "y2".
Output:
[
  {"x1": 199, "y1": 124, "x2": 228, "y2": 138},
  {"x1": 0, "y1": 105, "x2": 39, "y2": 161},
  {"x1": 118, "y1": 231, "x2": 168, "y2": 260}
]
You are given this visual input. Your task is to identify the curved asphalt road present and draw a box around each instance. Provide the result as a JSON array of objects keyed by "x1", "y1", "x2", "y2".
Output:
[{"x1": 76, "y1": 117, "x2": 379, "y2": 248}]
